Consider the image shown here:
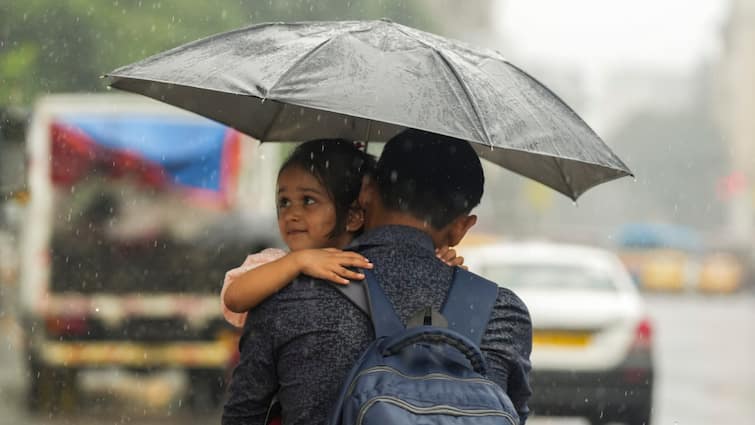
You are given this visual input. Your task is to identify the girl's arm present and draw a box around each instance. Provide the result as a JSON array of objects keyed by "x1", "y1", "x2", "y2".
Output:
[
  {"x1": 223, "y1": 248, "x2": 372, "y2": 313},
  {"x1": 220, "y1": 248, "x2": 286, "y2": 327}
]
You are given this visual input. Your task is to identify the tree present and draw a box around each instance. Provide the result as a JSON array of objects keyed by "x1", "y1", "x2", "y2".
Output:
[{"x1": 0, "y1": 0, "x2": 433, "y2": 106}]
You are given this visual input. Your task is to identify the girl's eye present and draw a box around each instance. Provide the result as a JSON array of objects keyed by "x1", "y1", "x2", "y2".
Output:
[
  {"x1": 303, "y1": 196, "x2": 316, "y2": 206},
  {"x1": 277, "y1": 198, "x2": 291, "y2": 208}
]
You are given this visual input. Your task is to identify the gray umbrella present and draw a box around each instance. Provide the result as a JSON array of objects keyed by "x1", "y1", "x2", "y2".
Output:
[{"x1": 106, "y1": 19, "x2": 632, "y2": 200}]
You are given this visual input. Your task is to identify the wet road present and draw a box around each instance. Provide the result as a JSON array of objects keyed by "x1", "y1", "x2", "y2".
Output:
[
  {"x1": 1, "y1": 293, "x2": 753, "y2": 425},
  {"x1": 529, "y1": 292, "x2": 755, "y2": 425}
]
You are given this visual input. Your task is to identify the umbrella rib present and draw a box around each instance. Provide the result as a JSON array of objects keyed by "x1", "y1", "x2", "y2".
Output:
[
  {"x1": 435, "y1": 51, "x2": 493, "y2": 147},
  {"x1": 393, "y1": 25, "x2": 493, "y2": 147},
  {"x1": 499, "y1": 60, "x2": 632, "y2": 173},
  {"x1": 552, "y1": 155, "x2": 577, "y2": 201},
  {"x1": 265, "y1": 37, "x2": 333, "y2": 98},
  {"x1": 390, "y1": 25, "x2": 493, "y2": 147}
]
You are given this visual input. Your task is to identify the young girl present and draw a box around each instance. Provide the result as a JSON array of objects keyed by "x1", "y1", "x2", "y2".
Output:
[
  {"x1": 221, "y1": 139, "x2": 374, "y2": 327},
  {"x1": 221, "y1": 138, "x2": 465, "y2": 328}
]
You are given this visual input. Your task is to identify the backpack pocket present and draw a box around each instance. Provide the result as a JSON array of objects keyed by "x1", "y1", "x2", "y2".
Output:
[{"x1": 357, "y1": 396, "x2": 517, "y2": 425}]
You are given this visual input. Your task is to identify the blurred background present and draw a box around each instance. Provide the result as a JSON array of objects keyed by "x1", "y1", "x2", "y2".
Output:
[{"x1": 0, "y1": 1, "x2": 753, "y2": 424}]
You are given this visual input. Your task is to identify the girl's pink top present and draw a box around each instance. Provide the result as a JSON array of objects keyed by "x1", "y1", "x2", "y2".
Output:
[{"x1": 220, "y1": 247, "x2": 287, "y2": 328}]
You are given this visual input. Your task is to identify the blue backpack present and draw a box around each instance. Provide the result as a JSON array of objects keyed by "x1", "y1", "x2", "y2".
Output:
[{"x1": 327, "y1": 267, "x2": 520, "y2": 425}]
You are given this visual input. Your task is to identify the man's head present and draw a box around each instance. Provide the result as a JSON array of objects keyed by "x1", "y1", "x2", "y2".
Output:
[{"x1": 360, "y1": 129, "x2": 484, "y2": 248}]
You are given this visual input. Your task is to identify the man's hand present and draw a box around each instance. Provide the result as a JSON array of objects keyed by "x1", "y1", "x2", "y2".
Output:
[
  {"x1": 436, "y1": 246, "x2": 468, "y2": 270},
  {"x1": 293, "y1": 248, "x2": 373, "y2": 284}
]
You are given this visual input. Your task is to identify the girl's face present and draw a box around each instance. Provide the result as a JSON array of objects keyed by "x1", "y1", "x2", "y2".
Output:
[{"x1": 276, "y1": 166, "x2": 356, "y2": 251}]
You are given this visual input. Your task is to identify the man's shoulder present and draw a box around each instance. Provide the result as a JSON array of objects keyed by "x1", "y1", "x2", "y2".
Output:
[
  {"x1": 461, "y1": 269, "x2": 528, "y2": 309},
  {"x1": 245, "y1": 276, "x2": 366, "y2": 334},
  {"x1": 260, "y1": 275, "x2": 355, "y2": 308},
  {"x1": 462, "y1": 270, "x2": 530, "y2": 318},
  {"x1": 493, "y1": 283, "x2": 528, "y2": 309}
]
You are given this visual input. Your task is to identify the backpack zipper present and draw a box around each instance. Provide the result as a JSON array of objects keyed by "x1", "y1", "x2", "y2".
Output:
[
  {"x1": 356, "y1": 396, "x2": 517, "y2": 425},
  {"x1": 346, "y1": 365, "x2": 495, "y2": 397}
]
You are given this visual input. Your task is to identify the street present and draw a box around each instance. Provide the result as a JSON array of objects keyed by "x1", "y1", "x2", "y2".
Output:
[{"x1": 0, "y1": 292, "x2": 753, "y2": 425}]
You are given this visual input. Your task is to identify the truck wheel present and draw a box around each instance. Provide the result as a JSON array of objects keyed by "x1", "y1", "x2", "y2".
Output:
[
  {"x1": 186, "y1": 369, "x2": 226, "y2": 412},
  {"x1": 27, "y1": 358, "x2": 79, "y2": 414}
]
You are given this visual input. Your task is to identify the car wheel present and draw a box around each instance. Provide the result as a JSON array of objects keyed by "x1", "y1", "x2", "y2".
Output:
[
  {"x1": 186, "y1": 369, "x2": 226, "y2": 412},
  {"x1": 627, "y1": 406, "x2": 652, "y2": 425}
]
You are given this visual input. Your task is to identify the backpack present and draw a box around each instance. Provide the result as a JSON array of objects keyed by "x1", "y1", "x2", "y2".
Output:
[{"x1": 326, "y1": 267, "x2": 520, "y2": 425}]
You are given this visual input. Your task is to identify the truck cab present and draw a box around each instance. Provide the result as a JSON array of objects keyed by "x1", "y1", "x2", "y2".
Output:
[{"x1": 18, "y1": 93, "x2": 281, "y2": 412}]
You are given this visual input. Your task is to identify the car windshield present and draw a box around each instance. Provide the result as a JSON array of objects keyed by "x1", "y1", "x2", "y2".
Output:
[{"x1": 479, "y1": 263, "x2": 617, "y2": 291}]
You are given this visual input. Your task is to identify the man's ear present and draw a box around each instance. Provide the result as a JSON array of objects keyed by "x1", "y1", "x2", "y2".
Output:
[
  {"x1": 345, "y1": 203, "x2": 365, "y2": 233},
  {"x1": 446, "y1": 214, "x2": 477, "y2": 247},
  {"x1": 358, "y1": 176, "x2": 376, "y2": 209}
]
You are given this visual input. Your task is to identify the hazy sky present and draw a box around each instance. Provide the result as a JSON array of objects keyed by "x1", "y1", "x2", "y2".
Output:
[{"x1": 494, "y1": 0, "x2": 730, "y2": 72}]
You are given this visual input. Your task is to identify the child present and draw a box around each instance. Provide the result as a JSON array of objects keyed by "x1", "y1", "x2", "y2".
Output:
[
  {"x1": 221, "y1": 139, "x2": 466, "y2": 328},
  {"x1": 221, "y1": 139, "x2": 374, "y2": 327}
]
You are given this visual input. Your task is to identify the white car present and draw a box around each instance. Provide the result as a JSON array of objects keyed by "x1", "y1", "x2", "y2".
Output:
[{"x1": 463, "y1": 241, "x2": 654, "y2": 425}]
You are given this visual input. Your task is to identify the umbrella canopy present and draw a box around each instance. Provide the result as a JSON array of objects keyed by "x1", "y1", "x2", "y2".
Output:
[{"x1": 106, "y1": 19, "x2": 632, "y2": 200}]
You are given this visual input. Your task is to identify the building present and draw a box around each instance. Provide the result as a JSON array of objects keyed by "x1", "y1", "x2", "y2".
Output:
[{"x1": 717, "y1": 0, "x2": 755, "y2": 251}]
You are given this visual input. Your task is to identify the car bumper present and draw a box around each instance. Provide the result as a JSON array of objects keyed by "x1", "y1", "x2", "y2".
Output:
[{"x1": 529, "y1": 350, "x2": 653, "y2": 419}]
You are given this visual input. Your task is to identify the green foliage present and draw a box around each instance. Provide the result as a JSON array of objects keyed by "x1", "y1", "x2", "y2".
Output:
[{"x1": 0, "y1": 0, "x2": 433, "y2": 106}]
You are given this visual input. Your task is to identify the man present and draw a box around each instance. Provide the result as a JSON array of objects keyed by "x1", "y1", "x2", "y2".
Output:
[{"x1": 223, "y1": 129, "x2": 533, "y2": 425}]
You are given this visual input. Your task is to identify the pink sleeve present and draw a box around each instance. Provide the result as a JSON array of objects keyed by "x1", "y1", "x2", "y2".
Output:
[{"x1": 220, "y1": 248, "x2": 287, "y2": 328}]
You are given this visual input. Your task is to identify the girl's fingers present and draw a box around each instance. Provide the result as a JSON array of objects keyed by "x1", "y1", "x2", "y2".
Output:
[
  {"x1": 337, "y1": 253, "x2": 373, "y2": 268},
  {"x1": 340, "y1": 259, "x2": 373, "y2": 269},
  {"x1": 322, "y1": 270, "x2": 350, "y2": 285},
  {"x1": 447, "y1": 255, "x2": 465, "y2": 267},
  {"x1": 444, "y1": 249, "x2": 457, "y2": 261},
  {"x1": 335, "y1": 267, "x2": 365, "y2": 282}
]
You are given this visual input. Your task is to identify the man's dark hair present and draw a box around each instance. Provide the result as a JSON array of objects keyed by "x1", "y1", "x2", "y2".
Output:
[
  {"x1": 375, "y1": 129, "x2": 484, "y2": 229},
  {"x1": 279, "y1": 139, "x2": 376, "y2": 238}
]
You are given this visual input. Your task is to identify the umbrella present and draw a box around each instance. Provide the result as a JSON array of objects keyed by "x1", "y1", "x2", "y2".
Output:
[{"x1": 106, "y1": 19, "x2": 632, "y2": 200}]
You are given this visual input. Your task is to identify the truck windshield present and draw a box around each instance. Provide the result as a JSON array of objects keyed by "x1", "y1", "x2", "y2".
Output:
[{"x1": 49, "y1": 176, "x2": 254, "y2": 294}]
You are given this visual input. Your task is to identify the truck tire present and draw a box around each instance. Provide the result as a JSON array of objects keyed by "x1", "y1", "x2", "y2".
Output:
[{"x1": 27, "y1": 357, "x2": 79, "y2": 414}]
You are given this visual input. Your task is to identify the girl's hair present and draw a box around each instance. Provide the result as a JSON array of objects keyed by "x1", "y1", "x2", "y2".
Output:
[{"x1": 278, "y1": 139, "x2": 377, "y2": 238}]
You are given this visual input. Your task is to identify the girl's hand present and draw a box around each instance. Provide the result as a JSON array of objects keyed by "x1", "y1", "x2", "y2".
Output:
[
  {"x1": 293, "y1": 248, "x2": 373, "y2": 285},
  {"x1": 436, "y1": 246, "x2": 468, "y2": 270}
]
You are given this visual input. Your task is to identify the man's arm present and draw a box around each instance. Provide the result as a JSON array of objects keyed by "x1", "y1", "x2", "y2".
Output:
[
  {"x1": 221, "y1": 305, "x2": 278, "y2": 425},
  {"x1": 480, "y1": 287, "x2": 533, "y2": 424}
]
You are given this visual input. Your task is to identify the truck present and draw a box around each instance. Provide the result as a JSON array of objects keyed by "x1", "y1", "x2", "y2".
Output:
[{"x1": 18, "y1": 93, "x2": 281, "y2": 412}]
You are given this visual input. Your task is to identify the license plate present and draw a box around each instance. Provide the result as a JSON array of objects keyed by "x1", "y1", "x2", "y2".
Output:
[{"x1": 532, "y1": 331, "x2": 592, "y2": 347}]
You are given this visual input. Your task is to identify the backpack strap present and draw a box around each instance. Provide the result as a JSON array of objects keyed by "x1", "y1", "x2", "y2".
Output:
[
  {"x1": 333, "y1": 279, "x2": 370, "y2": 317},
  {"x1": 362, "y1": 268, "x2": 404, "y2": 338},
  {"x1": 441, "y1": 268, "x2": 499, "y2": 346},
  {"x1": 330, "y1": 242, "x2": 382, "y2": 317}
]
